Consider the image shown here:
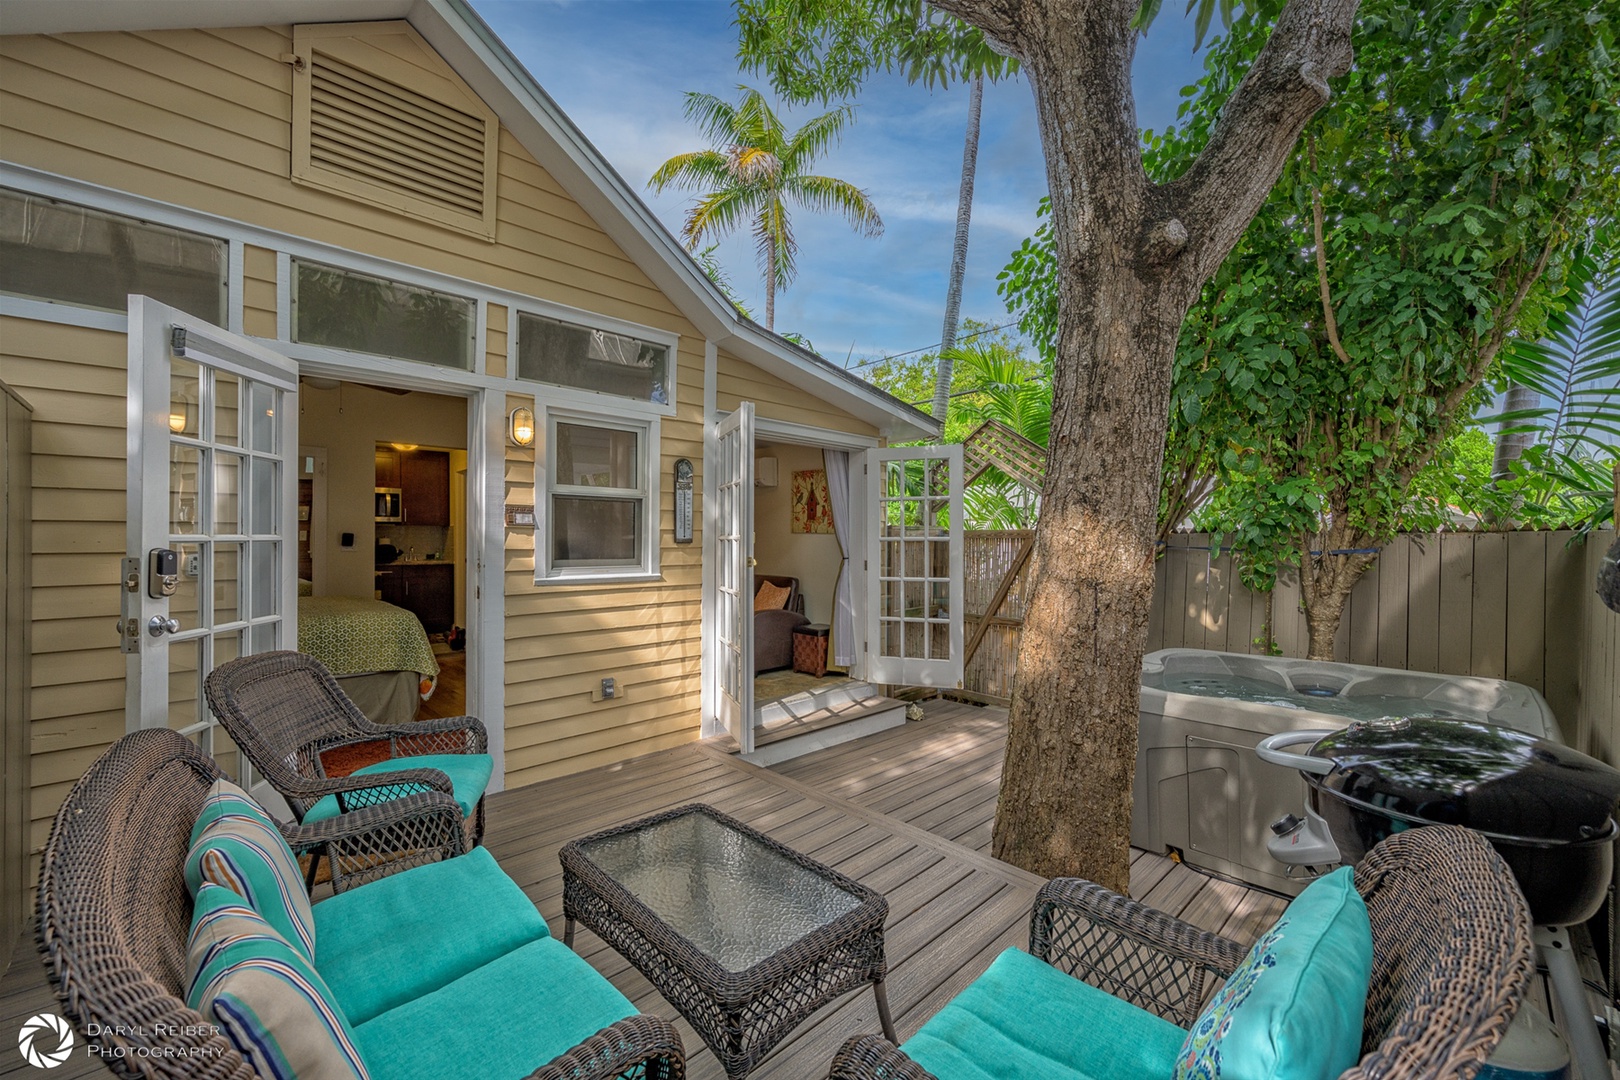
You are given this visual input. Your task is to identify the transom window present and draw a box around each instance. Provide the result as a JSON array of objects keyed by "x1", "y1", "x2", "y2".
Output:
[
  {"x1": 0, "y1": 187, "x2": 226, "y2": 323},
  {"x1": 517, "y1": 310, "x2": 669, "y2": 405},
  {"x1": 541, "y1": 412, "x2": 658, "y2": 579},
  {"x1": 291, "y1": 257, "x2": 474, "y2": 370}
]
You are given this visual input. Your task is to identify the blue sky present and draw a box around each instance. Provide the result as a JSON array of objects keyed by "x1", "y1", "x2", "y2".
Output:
[{"x1": 470, "y1": 1, "x2": 1208, "y2": 368}]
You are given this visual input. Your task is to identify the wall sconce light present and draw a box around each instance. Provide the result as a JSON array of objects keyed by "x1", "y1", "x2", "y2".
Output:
[
  {"x1": 389, "y1": 442, "x2": 419, "y2": 452},
  {"x1": 509, "y1": 406, "x2": 536, "y2": 447}
]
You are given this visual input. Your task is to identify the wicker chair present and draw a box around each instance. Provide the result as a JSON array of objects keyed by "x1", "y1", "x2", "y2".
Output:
[
  {"x1": 204, "y1": 650, "x2": 489, "y2": 885},
  {"x1": 37, "y1": 728, "x2": 686, "y2": 1080},
  {"x1": 827, "y1": 826, "x2": 1535, "y2": 1080}
]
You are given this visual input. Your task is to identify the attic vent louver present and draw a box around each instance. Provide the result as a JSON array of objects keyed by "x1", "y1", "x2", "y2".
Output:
[{"x1": 292, "y1": 22, "x2": 498, "y2": 240}]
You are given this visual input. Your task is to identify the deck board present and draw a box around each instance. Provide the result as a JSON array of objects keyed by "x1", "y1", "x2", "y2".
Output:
[{"x1": 4, "y1": 698, "x2": 1292, "y2": 1080}]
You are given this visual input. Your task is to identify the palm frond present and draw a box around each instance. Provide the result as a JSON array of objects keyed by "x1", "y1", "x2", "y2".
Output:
[
  {"x1": 753, "y1": 199, "x2": 798, "y2": 288},
  {"x1": 784, "y1": 175, "x2": 884, "y2": 237},
  {"x1": 780, "y1": 105, "x2": 856, "y2": 174},
  {"x1": 648, "y1": 150, "x2": 734, "y2": 194},
  {"x1": 683, "y1": 186, "x2": 762, "y2": 250},
  {"x1": 681, "y1": 91, "x2": 742, "y2": 146},
  {"x1": 1488, "y1": 227, "x2": 1619, "y2": 453}
]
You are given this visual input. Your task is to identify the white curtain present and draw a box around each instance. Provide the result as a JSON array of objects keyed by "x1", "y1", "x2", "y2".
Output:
[{"x1": 824, "y1": 449, "x2": 855, "y2": 665}]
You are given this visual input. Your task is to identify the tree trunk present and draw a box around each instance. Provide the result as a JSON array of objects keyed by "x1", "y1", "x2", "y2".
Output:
[
  {"x1": 1297, "y1": 517, "x2": 1378, "y2": 660},
  {"x1": 764, "y1": 234, "x2": 777, "y2": 332},
  {"x1": 931, "y1": 74, "x2": 984, "y2": 423},
  {"x1": 1491, "y1": 383, "x2": 1541, "y2": 479},
  {"x1": 942, "y1": 0, "x2": 1358, "y2": 893}
]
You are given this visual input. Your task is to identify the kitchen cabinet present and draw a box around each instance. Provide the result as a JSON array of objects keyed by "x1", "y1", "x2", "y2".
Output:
[
  {"x1": 376, "y1": 447, "x2": 449, "y2": 526},
  {"x1": 376, "y1": 562, "x2": 454, "y2": 635},
  {"x1": 375, "y1": 448, "x2": 401, "y2": 489},
  {"x1": 401, "y1": 451, "x2": 449, "y2": 526}
]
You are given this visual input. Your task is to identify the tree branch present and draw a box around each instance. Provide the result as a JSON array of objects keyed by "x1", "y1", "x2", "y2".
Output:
[
  {"x1": 928, "y1": 0, "x2": 1027, "y2": 57},
  {"x1": 1308, "y1": 134, "x2": 1352, "y2": 365},
  {"x1": 1170, "y1": 0, "x2": 1359, "y2": 279}
]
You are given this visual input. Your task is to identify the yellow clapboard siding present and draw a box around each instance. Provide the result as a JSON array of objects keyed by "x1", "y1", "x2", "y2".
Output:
[
  {"x1": 29, "y1": 425, "x2": 126, "y2": 464},
  {"x1": 505, "y1": 621, "x2": 700, "y2": 662},
  {"x1": 504, "y1": 685, "x2": 701, "y2": 751},
  {"x1": 31, "y1": 455, "x2": 127, "y2": 491},
  {"x1": 32, "y1": 647, "x2": 124, "y2": 687},
  {"x1": 503, "y1": 726, "x2": 698, "y2": 789},
  {"x1": 32, "y1": 521, "x2": 123, "y2": 555},
  {"x1": 27, "y1": 584, "x2": 120, "y2": 621},
  {"x1": 244, "y1": 244, "x2": 278, "y2": 339},
  {"x1": 504, "y1": 707, "x2": 701, "y2": 769},
  {"x1": 29, "y1": 678, "x2": 124, "y2": 722},
  {"x1": 32, "y1": 617, "x2": 124, "y2": 653},
  {"x1": 717, "y1": 352, "x2": 878, "y2": 436},
  {"x1": 30, "y1": 710, "x2": 126, "y2": 755},
  {"x1": 504, "y1": 640, "x2": 700, "y2": 688},
  {"x1": 503, "y1": 657, "x2": 700, "y2": 708},
  {"x1": 32, "y1": 488, "x2": 125, "y2": 523}
]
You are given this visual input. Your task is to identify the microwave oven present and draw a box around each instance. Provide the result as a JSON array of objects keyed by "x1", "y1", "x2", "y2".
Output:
[{"x1": 375, "y1": 488, "x2": 403, "y2": 523}]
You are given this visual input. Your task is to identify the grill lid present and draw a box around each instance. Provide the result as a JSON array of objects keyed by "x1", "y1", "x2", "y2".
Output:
[{"x1": 1307, "y1": 717, "x2": 1620, "y2": 844}]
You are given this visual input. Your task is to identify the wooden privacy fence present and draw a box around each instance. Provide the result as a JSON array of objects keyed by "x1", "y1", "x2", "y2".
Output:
[{"x1": 960, "y1": 530, "x2": 1618, "y2": 760}]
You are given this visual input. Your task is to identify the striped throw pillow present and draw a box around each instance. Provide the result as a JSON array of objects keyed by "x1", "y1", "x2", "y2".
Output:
[
  {"x1": 187, "y1": 884, "x2": 370, "y2": 1080},
  {"x1": 186, "y1": 780, "x2": 317, "y2": 961}
]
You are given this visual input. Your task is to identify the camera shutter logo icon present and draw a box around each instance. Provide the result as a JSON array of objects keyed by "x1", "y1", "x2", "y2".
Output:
[{"x1": 18, "y1": 1014, "x2": 75, "y2": 1069}]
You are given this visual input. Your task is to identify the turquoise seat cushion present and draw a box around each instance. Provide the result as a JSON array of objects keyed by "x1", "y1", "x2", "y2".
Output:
[
  {"x1": 187, "y1": 884, "x2": 369, "y2": 1080},
  {"x1": 352, "y1": 937, "x2": 637, "y2": 1080},
  {"x1": 313, "y1": 846, "x2": 550, "y2": 1025},
  {"x1": 186, "y1": 779, "x2": 317, "y2": 962},
  {"x1": 302, "y1": 753, "x2": 492, "y2": 823},
  {"x1": 1173, "y1": 866, "x2": 1372, "y2": 1080},
  {"x1": 902, "y1": 948, "x2": 1188, "y2": 1080}
]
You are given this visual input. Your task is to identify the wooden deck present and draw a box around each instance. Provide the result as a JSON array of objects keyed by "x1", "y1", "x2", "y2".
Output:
[{"x1": 2, "y1": 698, "x2": 1285, "y2": 1080}]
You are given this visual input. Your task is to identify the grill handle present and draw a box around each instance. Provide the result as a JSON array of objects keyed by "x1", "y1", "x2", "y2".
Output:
[{"x1": 1256, "y1": 730, "x2": 1341, "y2": 775}]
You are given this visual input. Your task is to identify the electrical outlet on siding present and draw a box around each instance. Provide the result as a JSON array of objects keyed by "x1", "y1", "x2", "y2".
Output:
[{"x1": 590, "y1": 678, "x2": 624, "y2": 704}]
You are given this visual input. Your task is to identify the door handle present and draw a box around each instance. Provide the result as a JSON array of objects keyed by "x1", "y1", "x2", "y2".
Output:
[
  {"x1": 747, "y1": 557, "x2": 758, "y2": 567},
  {"x1": 147, "y1": 615, "x2": 181, "y2": 638}
]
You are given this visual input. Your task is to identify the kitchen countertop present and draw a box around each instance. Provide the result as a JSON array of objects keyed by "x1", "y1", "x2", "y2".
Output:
[{"x1": 376, "y1": 559, "x2": 453, "y2": 568}]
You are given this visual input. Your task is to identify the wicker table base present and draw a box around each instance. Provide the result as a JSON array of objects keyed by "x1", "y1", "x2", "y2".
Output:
[{"x1": 560, "y1": 804, "x2": 895, "y2": 1079}]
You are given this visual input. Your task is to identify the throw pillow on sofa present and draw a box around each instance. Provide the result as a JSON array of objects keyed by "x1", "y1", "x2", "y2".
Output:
[
  {"x1": 185, "y1": 779, "x2": 317, "y2": 960},
  {"x1": 754, "y1": 580, "x2": 792, "y2": 611},
  {"x1": 1173, "y1": 866, "x2": 1372, "y2": 1080},
  {"x1": 187, "y1": 883, "x2": 370, "y2": 1080}
]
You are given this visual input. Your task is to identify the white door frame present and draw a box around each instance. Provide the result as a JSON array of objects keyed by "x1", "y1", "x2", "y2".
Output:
[{"x1": 699, "y1": 411, "x2": 879, "y2": 737}]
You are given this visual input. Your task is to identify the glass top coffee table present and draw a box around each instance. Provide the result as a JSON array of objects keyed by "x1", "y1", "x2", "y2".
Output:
[{"x1": 559, "y1": 803, "x2": 895, "y2": 1079}]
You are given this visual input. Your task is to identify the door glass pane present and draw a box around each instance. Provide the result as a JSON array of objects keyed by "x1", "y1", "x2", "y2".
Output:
[
  {"x1": 170, "y1": 357, "x2": 200, "y2": 439},
  {"x1": 249, "y1": 621, "x2": 277, "y2": 654},
  {"x1": 167, "y1": 636, "x2": 202, "y2": 732},
  {"x1": 214, "y1": 451, "x2": 242, "y2": 534},
  {"x1": 213, "y1": 371, "x2": 240, "y2": 447},
  {"x1": 214, "y1": 543, "x2": 241, "y2": 624},
  {"x1": 170, "y1": 541, "x2": 203, "y2": 631},
  {"x1": 249, "y1": 456, "x2": 278, "y2": 535},
  {"x1": 170, "y1": 444, "x2": 203, "y2": 535},
  {"x1": 248, "y1": 382, "x2": 276, "y2": 454},
  {"x1": 249, "y1": 540, "x2": 277, "y2": 619}
]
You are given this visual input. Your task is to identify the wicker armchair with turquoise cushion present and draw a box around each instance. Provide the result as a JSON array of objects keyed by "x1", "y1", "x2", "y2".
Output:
[
  {"x1": 204, "y1": 650, "x2": 493, "y2": 890},
  {"x1": 828, "y1": 826, "x2": 1534, "y2": 1080}
]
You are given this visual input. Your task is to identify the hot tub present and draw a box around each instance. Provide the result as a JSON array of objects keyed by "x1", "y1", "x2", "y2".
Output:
[{"x1": 1131, "y1": 648, "x2": 1562, "y2": 894}]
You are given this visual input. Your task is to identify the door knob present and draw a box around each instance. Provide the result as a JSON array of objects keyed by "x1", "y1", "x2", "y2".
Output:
[{"x1": 147, "y1": 615, "x2": 181, "y2": 637}]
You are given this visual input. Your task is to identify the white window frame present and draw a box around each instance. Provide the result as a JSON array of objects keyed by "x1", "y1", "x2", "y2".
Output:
[
  {"x1": 510, "y1": 304, "x2": 679, "y2": 418},
  {"x1": 536, "y1": 405, "x2": 662, "y2": 584}
]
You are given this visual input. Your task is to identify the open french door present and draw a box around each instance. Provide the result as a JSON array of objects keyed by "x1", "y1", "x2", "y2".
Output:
[
  {"x1": 863, "y1": 445, "x2": 964, "y2": 688},
  {"x1": 123, "y1": 296, "x2": 299, "y2": 788},
  {"x1": 714, "y1": 402, "x2": 754, "y2": 751}
]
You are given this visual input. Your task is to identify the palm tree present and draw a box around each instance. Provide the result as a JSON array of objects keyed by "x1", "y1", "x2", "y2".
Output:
[
  {"x1": 931, "y1": 74, "x2": 984, "y2": 422},
  {"x1": 649, "y1": 87, "x2": 883, "y2": 331}
]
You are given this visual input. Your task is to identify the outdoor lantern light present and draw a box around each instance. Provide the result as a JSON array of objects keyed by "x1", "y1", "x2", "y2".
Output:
[
  {"x1": 168, "y1": 410, "x2": 187, "y2": 434},
  {"x1": 509, "y1": 406, "x2": 536, "y2": 447}
]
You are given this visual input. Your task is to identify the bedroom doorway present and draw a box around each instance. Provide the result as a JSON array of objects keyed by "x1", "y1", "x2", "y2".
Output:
[{"x1": 297, "y1": 379, "x2": 470, "y2": 727}]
